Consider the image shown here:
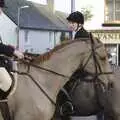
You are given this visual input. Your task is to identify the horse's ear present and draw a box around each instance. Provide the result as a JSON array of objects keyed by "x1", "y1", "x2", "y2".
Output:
[
  {"x1": 89, "y1": 32, "x2": 94, "y2": 44},
  {"x1": 31, "y1": 56, "x2": 41, "y2": 64},
  {"x1": 89, "y1": 32, "x2": 93, "y2": 38}
]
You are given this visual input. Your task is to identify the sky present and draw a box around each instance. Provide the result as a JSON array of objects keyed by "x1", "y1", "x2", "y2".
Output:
[{"x1": 26, "y1": 0, "x2": 104, "y2": 30}]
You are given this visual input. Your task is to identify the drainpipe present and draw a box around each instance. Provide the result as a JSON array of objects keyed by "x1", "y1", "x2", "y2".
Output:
[
  {"x1": 71, "y1": 0, "x2": 75, "y2": 13},
  {"x1": 71, "y1": 0, "x2": 75, "y2": 39}
]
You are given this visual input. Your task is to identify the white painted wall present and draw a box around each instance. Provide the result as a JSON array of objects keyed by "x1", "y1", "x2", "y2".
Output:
[
  {"x1": 0, "y1": 12, "x2": 17, "y2": 46},
  {"x1": 0, "y1": 12, "x2": 67, "y2": 54},
  {"x1": 19, "y1": 30, "x2": 57, "y2": 54},
  {"x1": 0, "y1": 12, "x2": 63, "y2": 54}
]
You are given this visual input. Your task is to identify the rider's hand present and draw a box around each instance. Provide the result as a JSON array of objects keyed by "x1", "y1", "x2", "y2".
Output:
[{"x1": 13, "y1": 50, "x2": 24, "y2": 59}]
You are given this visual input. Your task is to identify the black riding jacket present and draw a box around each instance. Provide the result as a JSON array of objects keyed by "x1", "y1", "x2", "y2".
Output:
[{"x1": 74, "y1": 27, "x2": 89, "y2": 39}]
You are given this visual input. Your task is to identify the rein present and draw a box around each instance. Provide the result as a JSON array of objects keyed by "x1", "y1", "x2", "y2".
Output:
[
  {"x1": 12, "y1": 69, "x2": 56, "y2": 106},
  {"x1": 21, "y1": 60, "x2": 70, "y2": 79},
  {"x1": 11, "y1": 59, "x2": 71, "y2": 106}
]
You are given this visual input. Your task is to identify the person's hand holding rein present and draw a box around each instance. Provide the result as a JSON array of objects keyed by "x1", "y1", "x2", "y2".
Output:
[{"x1": 13, "y1": 50, "x2": 24, "y2": 59}]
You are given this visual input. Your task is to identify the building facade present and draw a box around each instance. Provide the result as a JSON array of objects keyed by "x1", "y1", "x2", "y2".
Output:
[
  {"x1": 92, "y1": 0, "x2": 120, "y2": 65},
  {"x1": 0, "y1": 0, "x2": 71, "y2": 54}
]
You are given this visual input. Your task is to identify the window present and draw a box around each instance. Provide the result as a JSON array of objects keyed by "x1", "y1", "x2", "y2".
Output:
[{"x1": 105, "y1": 0, "x2": 120, "y2": 22}]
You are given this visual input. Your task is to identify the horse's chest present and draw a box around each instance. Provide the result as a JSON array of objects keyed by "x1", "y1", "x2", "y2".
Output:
[
  {"x1": 70, "y1": 82, "x2": 95, "y2": 100},
  {"x1": 70, "y1": 82, "x2": 98, "y2": 114}
]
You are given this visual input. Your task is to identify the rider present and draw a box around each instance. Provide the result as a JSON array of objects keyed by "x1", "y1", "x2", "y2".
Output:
[
  {"x1": 0, "y1": 0, "x2": 24, "y2": 98},
  {"x1": 66, "y1": 11, "x2": 89, "y2": 39}
]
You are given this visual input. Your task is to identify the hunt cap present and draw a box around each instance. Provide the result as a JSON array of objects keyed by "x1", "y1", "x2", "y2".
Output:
[{"x1": 67, "y1": 11, "x2": 84, "y2": 24}]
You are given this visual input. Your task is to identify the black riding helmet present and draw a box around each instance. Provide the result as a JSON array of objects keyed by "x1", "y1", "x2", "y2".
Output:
[
  {"x1": 0, "y1": 0, "x2": 5, "y2": 8},
  {"x1": 67, "y1": 11, "x2": 84, "y2": 24}
]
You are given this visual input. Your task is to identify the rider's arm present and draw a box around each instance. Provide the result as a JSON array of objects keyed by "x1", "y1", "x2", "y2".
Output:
[
  {"x1": 0, "y1": 43, "x2": 14, "y2": 56},
  {"x1": 0, "y1": 43, "x2": 24, "y2": 59}
]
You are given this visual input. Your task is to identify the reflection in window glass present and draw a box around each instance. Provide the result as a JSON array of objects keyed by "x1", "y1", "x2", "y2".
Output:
[{"x1": 116, "y1": 12, "x2": 120, "y2": 20}]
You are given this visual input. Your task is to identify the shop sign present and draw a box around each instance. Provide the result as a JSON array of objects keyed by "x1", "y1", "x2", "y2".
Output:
[{"x1": 92, "y1": 32, "x2": 120, "y2": 44}]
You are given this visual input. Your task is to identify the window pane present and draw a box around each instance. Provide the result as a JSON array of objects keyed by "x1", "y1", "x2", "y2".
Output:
[
  {"x1": 106, "y1": 0, "x2": 114, "y2": 21},
  {"x1": 115, "y1": 0, "x2": 120, "y2": 11},
  {"x1": 108, "y1": 12, "x2": 114, "y2": 21},
  {"x1": 115, "y1": 11, "x2": 120, "y2": 20}
]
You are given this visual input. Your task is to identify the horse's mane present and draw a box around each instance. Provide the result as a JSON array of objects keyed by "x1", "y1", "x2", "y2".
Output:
[
  {"x1": 25, "y1": 36, "x2": 105, "y2": 64},
  {"x1": 26, "y1": 39, "x2": 84, "y2": 63}
]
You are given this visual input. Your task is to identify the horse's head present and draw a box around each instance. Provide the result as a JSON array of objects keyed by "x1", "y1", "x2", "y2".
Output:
[{"x1": 70, "y1": 36, "x2": 113, "y2": 86}]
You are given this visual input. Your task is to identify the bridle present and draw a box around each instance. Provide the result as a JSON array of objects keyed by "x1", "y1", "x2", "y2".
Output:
[
  {"x1": 86, "y1": 33, "x2": 113, "y2": 86},
  {"x1": 73, "y1": 33, "x2": 113, "y2": 88}
]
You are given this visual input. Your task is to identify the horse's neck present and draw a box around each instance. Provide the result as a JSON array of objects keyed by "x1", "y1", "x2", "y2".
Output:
[
  {"x1": 30, "y1": 41, "x2": 89, "y2": 101},
  {"x1": 17, "y1": 41, "x2": 90, "y2": 102},
  {"x1": 43, "y1": 41, "x2": 89, "y2": 76}
]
